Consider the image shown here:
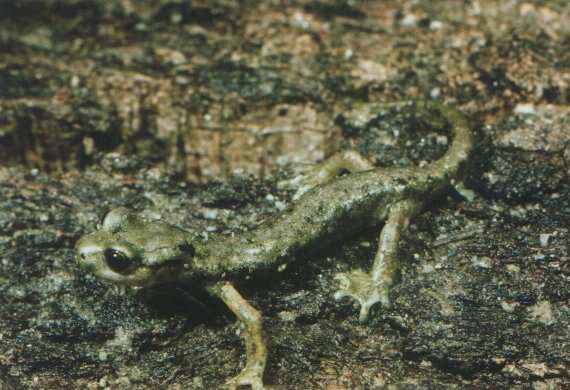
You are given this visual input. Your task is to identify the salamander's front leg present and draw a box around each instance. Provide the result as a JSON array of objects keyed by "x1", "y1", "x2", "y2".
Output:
[
  {"x1": 281, "y1": 150, "x2": 374, "y2": 199},
  {"x1": 335, "y1": 199, "x2": 419, "y2": 321},
  {"x1": 209, "y1": 282, "x2": 267, "y2": 390}
]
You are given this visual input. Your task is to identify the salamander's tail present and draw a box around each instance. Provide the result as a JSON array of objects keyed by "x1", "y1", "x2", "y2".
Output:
[
  {"x1": 415, "y1": 100, "x2": 473, "y2": 182},
  {"x1": 335, "y1": 99, "x2": 473, "y2": 182}
]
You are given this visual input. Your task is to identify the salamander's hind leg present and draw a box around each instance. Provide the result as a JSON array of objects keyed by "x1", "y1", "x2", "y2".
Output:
[
  {"x1": 280, "y1": 150, "x2": 374, "y2": 199},
  {"x1": 335, "y1": 199, "x2": 419, "y2": 322},
  {"x1": 209, "y1": 282, "x2": 267, "y2": 390}
]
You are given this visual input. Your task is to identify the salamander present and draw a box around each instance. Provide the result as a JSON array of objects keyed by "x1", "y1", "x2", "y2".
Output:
[{"x1": 76, "y1": 100, "x2": 473, "y2": 389}]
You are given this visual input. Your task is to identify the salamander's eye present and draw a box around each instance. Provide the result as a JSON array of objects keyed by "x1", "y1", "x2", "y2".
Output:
[{"x1": 104, "y1": 248, "x2": 132, "y2": 273}]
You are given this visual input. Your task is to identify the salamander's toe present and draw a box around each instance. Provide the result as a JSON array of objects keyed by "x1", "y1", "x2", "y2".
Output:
[{"x1": 334, "y1": 270, "x2": 390, "y2": 322}]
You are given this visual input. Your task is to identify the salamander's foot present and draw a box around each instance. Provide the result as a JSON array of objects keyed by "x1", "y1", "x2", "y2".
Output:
[
  {"x1": 224, "y1": 365, "x2": 265, "y2": 390},
  {"x1": 334, "y1": 270, "x2": 391, "y2": 322}
]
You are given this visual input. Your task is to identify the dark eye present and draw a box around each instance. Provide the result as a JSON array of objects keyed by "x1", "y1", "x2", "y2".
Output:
[{"x1": 104, "y1": 248, "x2": 132, "y2": 273}]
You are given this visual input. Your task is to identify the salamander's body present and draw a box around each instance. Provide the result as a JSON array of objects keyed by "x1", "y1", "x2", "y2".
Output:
[
  {"x1": 198, "y1": 165, "x2": 450, "y2": 276},
  {"x1": 76, "y1": 100, "x2": 472, "y2": 389}
]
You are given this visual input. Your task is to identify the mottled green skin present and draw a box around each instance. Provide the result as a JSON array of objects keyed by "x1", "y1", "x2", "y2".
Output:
[
  {"x1": 200, "y1": 167, "x2": 439, "y2": 275},
  {"x1": 76, "y1": 100, "x2": 472, "y2": 289}
]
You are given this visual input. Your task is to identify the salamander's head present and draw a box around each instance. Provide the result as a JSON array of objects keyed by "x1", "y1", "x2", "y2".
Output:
[{"x1": 76, "y1": 208, "x2": 195, "y2": 287}]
